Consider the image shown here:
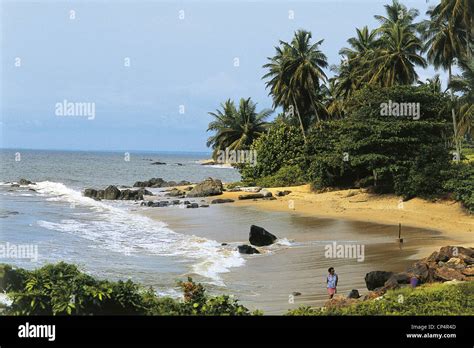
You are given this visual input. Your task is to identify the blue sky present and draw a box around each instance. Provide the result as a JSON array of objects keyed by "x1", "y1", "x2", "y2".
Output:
[{"x1": 1, "y1": 0, "x2": 442, "y2": 152}]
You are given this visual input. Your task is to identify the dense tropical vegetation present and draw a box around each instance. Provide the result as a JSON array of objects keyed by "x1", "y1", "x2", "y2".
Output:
[
  {"x1": 0, "y1": 263, "x2": 257, "y2": 316},
  {"x1": 207, "y1": 0, "x2": 474, "y2": 212}
]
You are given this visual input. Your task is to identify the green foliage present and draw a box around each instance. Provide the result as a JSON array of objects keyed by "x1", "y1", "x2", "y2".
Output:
[
  {"x1": 304, "y1": 85, "x2": 452, "y2": 198},
  {"x1": 240, "y1": 121, "x2": 305, "y2": 185},
  {"x1": 254, "y1": 165, "x2": 306, "y2": 188},
  {"x1": 206, "y1": 98, "x2": 272, "y2": 158},
  {"x1": 443, "y1": 162, "x2": 474, "y2": 212},
  {"x1": 1, "y1": 263, "x2": 253, "y2": 316},
  {"x1": 287, "y1": 282, "x2": 474, "y2": 316}
]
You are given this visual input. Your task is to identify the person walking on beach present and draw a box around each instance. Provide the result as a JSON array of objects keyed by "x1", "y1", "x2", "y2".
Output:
[{"x1": 326, "y1": 267, "x2": 338, "y2": 299}]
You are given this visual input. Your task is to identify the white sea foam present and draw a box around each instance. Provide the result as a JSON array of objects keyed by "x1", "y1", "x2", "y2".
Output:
[{"x1": 33, "y1": 181, "x2": 245, "y2": 285}]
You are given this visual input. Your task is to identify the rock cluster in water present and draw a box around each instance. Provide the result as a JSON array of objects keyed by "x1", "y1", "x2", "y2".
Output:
[{"x1": 83, "y1": 185, "x2": 152, "y2": 201}]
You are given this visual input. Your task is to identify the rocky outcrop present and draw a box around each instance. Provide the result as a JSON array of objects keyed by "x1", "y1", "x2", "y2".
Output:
[
  {"x1": 133, "y1": 178, "x2": 191, "y2": 188},
  {"x1": 238, "y1": 245, "x2": 260, "y2": 254},
  {"x1": 83, "y1": 186, "x2": 152, "y2": 200},
  {"x1": 249, "y1": 225, "x2": 277, "y2": 246},
  {"x1": 186, "y1": 178, "x2": 223, "y2": 197},
  {"x1": 364, "y1": 271, "x2": 394, "y2": 291}
]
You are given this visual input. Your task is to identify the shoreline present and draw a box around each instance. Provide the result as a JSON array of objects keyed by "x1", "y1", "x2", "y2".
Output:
[{"x1": 215, "y1": 185, "x2": 474, "y2": 257}]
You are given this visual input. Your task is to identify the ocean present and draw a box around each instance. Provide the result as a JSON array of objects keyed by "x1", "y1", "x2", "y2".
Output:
[{"x1": 0, "y1": 149, "x2": 243, "y2": 297}]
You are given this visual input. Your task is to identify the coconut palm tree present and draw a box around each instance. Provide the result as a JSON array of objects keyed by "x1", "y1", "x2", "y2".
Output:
[
  {"x1": 374, "y1": 0, "x2": 420, "y2": 31},
  {"x1": 333, "y1": 26, "x2": 379, "y2": 99},
  {"x1": 450, "y1": 57, "x2": 474, "y2": 139},
  {"x1": 262, "y1": 30, "x2": 328, "y2": 141},
  {"x1": 431, "y1": 0, "x2": 473, "y2": 58},
  {"x1": 364, "y1": 22, "x2": 427, "y2": 86},
  {"x1": 417, "y1": 74, "x2": 443, "y2": 93},
  {"x1": 422, "y1": 7, "x2": 467, "y2": 160},
  {"x1": 206, "y1": 98, "x2": 272, "y2": 157}
]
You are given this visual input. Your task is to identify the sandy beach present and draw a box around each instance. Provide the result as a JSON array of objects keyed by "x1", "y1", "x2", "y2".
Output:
[
  {"x1": 138, "y1": 184, "x2": 473, "y2": 314},
  {"x1": 220, "y1": 185, "x2": 474, "y2": 256}
]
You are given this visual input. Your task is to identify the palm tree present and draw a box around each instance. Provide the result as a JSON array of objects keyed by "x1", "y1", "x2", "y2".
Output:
[
  {"x1": 422, "y1": 7, "x2": 467, "y2": 160},
  {"x1": 374, "y1": 0, "x2": 420, "y2": 31},
  {"x1": 333, "y1": 26, "x2": 379, "y2": 99},
  {"x1": 431, "y1": 0, "x2": 473, "y2": 58},
  {"x1": 364, "y1": 22, "x2": 427, "y2": 86},
  {"x1": 206, "y1": 98, "x2": 272, "y2": 158},
  {"x1": 263, "y1": 30, "x2": 328, "y2": 141},
  {"x1": 417, "y1": 74, "x2": 443, "y2": 93},
  {"x1": 450, "y1": 57, "x2": 474, "y2": 139}
]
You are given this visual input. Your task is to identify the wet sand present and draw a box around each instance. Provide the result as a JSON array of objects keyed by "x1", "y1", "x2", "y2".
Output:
[{"x1": 137, "y1": 196, "x2": 456, "y2": 314}]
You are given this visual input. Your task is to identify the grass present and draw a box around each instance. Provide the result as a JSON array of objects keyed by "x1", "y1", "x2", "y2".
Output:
[{"x1": 287, "y1": 281, "x2": 474, "y2": 316}]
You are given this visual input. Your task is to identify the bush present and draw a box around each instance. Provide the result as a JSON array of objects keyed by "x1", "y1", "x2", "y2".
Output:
[
  {"x1": 240, "y1": 121, "x2": 305, "y2": 185},
  {"x1": 443, "y1": 162, "x2": 474, "y2": 213},
  {"x1": 304, "y1": 85, "x2": 452, "y2": 198},
  {"x1": 287, "y1": 282, "x2": 474, "y2": 316},
  {"x1": 254, "y1": 165, "x2": 306, "y2": 188},
  {"x1": 1, "y1": 263, "x2": 254, "y2": 316}
]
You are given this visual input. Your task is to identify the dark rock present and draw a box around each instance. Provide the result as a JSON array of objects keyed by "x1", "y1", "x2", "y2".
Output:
[
  {"x1": 264, "y1": 197, "x2": 277, "y2": 200},
  {"x1": 221, "y1": 243, "x2": 228, "y2": 246},
  {"x1": 186, "y1": 203, "x2": 199, "y2": 208},
  {"x1": 292, "y1": 292, "x2": 302, "y2": 296},
  {"x1": 104, "y1": 185, "x2": 121, "y2": 200},
  {"x1": 151, "y1": 161, "x2": 166, "y2": 165},
  {"x1": 249, "y1": 225, "x2": 277, "y2": 246},
  {"x1": 171, "y1": 200, "x2": 181, "y2": 205},
  {"x1": 84, "y1": 188, "x2": 99, "y2": 199},
  {"x1": 364, "y1": 271, "x2": 394, "y2": 291},
  {"x1": 384, "y1": 273, "x2": 410, "y2": 289},
  {"x1": 183, "y1": 201, "x2": 191, "y2": 205},
  {"x1": 347, "y1": 289, "x2": 361, "y2": 299},
  {"x1": 133, "y1": 178, "x2": 166, "y2": 188},
  {"x1": 10, "y1": 184, "x2": 20, "y2": 188},
  {"x1": 175, "y1": 163, "x2": 183, "y2": 166},
  {"x1": 19, "y1": 178, "x2": 34, "y2": 185},
  {"x1": 276, "y1": 190, "x2": 292, "y2": 197},
  {"x1": 211, "y1": 198, "x2": 235, "y2": 204},
  {"x1": 28, "y1": 188, "x2": 36, "y2": 192},
  {"x1": 238, "y1": 193, "x2": 264, "y2": 200},
  {"x1": 187, "y1": 178, "x2": 223, "y2": 197},
  {"x1": 238, "y1": 245, "x2": 260, "y2": 254},
  {"x1": 200, "y1": 204, "x2": 209, "y2": 208}
]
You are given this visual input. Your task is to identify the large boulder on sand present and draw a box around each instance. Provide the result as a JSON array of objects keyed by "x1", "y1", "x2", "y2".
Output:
[
  {"x1": 364, "y1": 271, "x2": 394, "y2": 291},
  {"x1": 249, "y1": 225, "x2": 277, "y2": 246},
  {"x1": 187, "y1": 178, "x2": 223, "y2": 197}
]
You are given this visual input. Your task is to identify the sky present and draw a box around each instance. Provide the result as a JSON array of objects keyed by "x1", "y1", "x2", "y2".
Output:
[{"x1": 0, "y1": 0, "x2": 443, "y2": 152}]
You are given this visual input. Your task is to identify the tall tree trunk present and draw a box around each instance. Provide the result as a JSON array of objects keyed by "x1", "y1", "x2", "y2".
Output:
[
  {"x1": 292, "y1": 96, "x2": 307, "y2": 143},
  {"x1": 449, "y1": 65, "x2": 461, "y2": 162}
]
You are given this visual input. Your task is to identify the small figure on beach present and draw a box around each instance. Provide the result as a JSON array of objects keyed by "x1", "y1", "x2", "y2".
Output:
[{"x1": 326, "y1": 267, "x2": 338, "y2": 299}]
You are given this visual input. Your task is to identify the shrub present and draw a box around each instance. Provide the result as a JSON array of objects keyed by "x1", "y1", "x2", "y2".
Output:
[
  {"x1": 304, "y1": 85, "x2": 452, "y2": 198},
  {"x1": 1, "y1": 263, "x2": 254, "y2": 316},
  {"x1": 240, "y1": 121, "x2": 305, "y2": 184},
  {"x1": 287, "y1": 282, "x2": 474, "y2": 316},
  {"x1": 254, "y1": 165, "x2": 306, "y2": 188},
  {"x1": 443, "y1": 162, "x2": 474, "y2": 213}
]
